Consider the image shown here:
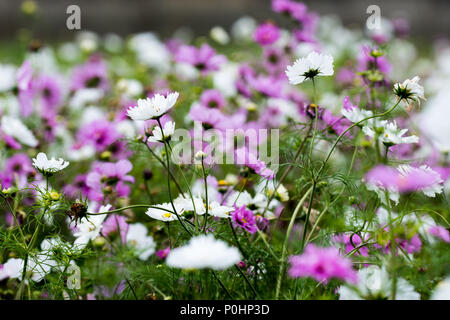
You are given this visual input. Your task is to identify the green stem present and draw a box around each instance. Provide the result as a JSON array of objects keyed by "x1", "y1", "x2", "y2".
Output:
[{"x1": 275, "y1": 186, "x2": 313, "y2": 299}]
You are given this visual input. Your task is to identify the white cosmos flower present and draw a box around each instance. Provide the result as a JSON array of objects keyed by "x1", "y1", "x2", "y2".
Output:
[
  {"x1": 0, "y1": 64, "x2": 17, "y2": 92},
  {"x1": 147, "y1": 121, "x2": 175, "y2": 143},
  {"x1": 341, "y1": 106, "x2": 373, "y2": 124},
  {"x1": 174, "y1": 194, "x2": 233, "y2": 218},
  {"x1": 127, "y1": 92, "x2": 179, "y2": 121},
  {"x1": 32, "y1": 152, "x2": 69, "y2": 174},
  {"x1": 363, "y1": 120, "x2": 419, "y2": 146},
  {"x1": 0, "y1": 258, "x2": 24, "y2": 281},
  {"x1": 126, "y1": 223, "x2": 156, "y2": 261},
  {"x1": 145, "y1": 203, "x2": 182, "y2": 222},
  {"x1": 431, "y1": 277, "x2": 450, "y2": 300},
  {"x1": 339, "y1": 266, "x2": 420, "y2": 300},
  {"x1": 1, "y1": 116, "x2": 38, "y2": 147},
  {"x1": 393, "y1": 76, "x2": 425, "y2": 110},
  {"x1": 73, "y1": 204, "x2": 110, "y2": 249},
  {"x1": 166, "y1": 234, "x2": 241, "y2": 270},
  {"x1": 286, "y1": 51, "x2": 334, "y2": 85}
]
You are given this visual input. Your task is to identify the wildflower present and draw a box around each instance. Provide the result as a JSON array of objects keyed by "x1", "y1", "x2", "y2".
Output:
[
  {"x1": 200, "y1": 89, "x2": 226, "y2": 109},
  {"x1": 431, "y1": 278, "x2": 450, "y2": 300},
  {"x1": 32, "y1": 152, "x2": 69, "y2": 174},
  {"x1": 393, "y1": 76, "x2": 425, "y2": 110},
  {"x1": 235, "y1": 147, "x2": 275, "y2": 180},
  {"x1": 166, "y1": 234, "x2": 241, "y2": 270},
  {"x1": 102, "y1": 214, "x2": 129, "y2": 243},
  {"x1": 363, "y1": 120, "x2": 419, "y2": 146},
  {"x1": 0, "y1": 258, "x2": 24, "y2": 281},
  {"x1": 73, "y1": 204, "x2": 111, "y2": 249},
  {"x1": 0, "y1": 64, "x2": 16, "y2": 92},
  {"x1": 365, "y1": 165, "x2": 443, "y2": 199},
  {"x1": 16, "y1": 60, "x2": 34, "y2": 117},
  {"x1": 253, "y1": 22, "x2": 280, "y2": 46},
  {"x1": 174, "y1": 44, "x2": 226, "y2": 75},
  {"x1": 147, "y1": 121, "x2": 175, "y2": 143},
  {"x1": 156, "y1": 247, "x2": 170, "y2": 259},
  {"x1": 71, "y1": 58, "x2": 108, "y2": 91},
  {"x1": 231, "y1": 205, "x2": 258, "y2": 234},
  {"x1": 341, "y1": 96, "x2": 373, "y2": 123},
  {"x1": 338, "y1": 266, "x2": 419, "y2": 300},
  {"x1": 86, "y1": 160, "x2": 134, "y2": 201},
  {"x1": 1, "y1": 116, "x2": 38, "y2": 147},
  {"x1": 428, "y1": 226, "x2": 450, "y2": 243},
  {"x1": 145, "y1": 203, "x2": 181, "y2": 222},
  {"x1": 127, "y1": 92, "x2": 179, "y2": 121},
  {"x1": 126, "y1": 223, "x2": 156, "y2": 261},
  {"x1": 288, "y1": 244, "x2": 357, "y2": 284},
  {"x1": 286, "y1": 51, "x2": 334, "y2": 85}
]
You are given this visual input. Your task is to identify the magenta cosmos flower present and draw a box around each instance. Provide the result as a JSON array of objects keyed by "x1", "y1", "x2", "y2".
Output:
[
  {"x1": 32, "y1": 74, "x2": 63, "y2": 114},
  {"x1": 76, "y1": 119, "x2": 122, "y2": 152},
  {"x1": 71, "y1": 57, "x2": 108, "y2": 91},
  {"x1": 288, "y1": 244, "x2": 358, "y2": 284},
  {"x1": 253, "y1": 22, "x2": 280, "y2": 46},
  {"x1": 174, "y1": 44, "x2": 226, "y2": 75},
  {"x1": 16, "y1": 60, "x2": 34, "y2": 117},
  {"x1": 200, "y1": 89, "x2": 226, "y2": 109},
  {"x1": 231, "y1": 205, "x2": 258, "y2": 234},
  {"x1": 235, "y1": 147, "x2": 275, "y2": 180},
  {"x1": 86, "y1": 160, "x2": 135, "y2": 202}
]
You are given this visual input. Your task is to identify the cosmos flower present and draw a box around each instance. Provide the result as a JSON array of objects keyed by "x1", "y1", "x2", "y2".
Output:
[
  {"x1": 127, "y1": 92, "x2": 179, "y2": 121},
  {"x1": 174, "y1": 44, "x2": 226, "y2": 75},
  {"x1": 145, "y1": 203, "x2": 182, "y2": 222},
  {"x1": 73, "y1": 204, "x2": 111, "y2": 249},
  {"x1": 86, "y1": 160, "x2": 134, "y2": 201},
  {"x1": 200, "y1": 89, "x2": 226, "y2": 109},
  {"x1": 32, "y1": 152, "x2": 69, "y2": 174},
  {"x1": 147, "y1": 121, "x2": 175, "y2": 143},
  {"x1": 393, "y1": 76, "x2": 425, "y2": 110},
  {"x1": 362, "y1": 120, "x2": 419, "y2": 146},
  {"x1": 431, "y1": 277, "x2": 450, "y2": 300},
  {"x1": 341, "y1": 96, "x2": 373, "y2": 123},
  {"x1": 1, "y1": 116, "x2": 38, "y2": 148},
  {"x1": 286, "y1": 51, "x2": 334, "y2": 85},
  {"x1": 365, "y1": 165, "x2": 443, "y2": 199},
  {"x1": 253, "y1": 22, "x2": 280, "y2": 46},
  {"x1": 166, "y1": 234, "x2": 241, "y2": 270},
  {"x1": 231, "y1": 205, "x2": 258, "y2": 234},
  {"x1": 126, "y1": 223, "x2": 156, "y2": 261},
  {"x1": 338, "y1": 266, "x2": 419, "y2": 300},
  {"x1": 288, "y1": 244, "x2": 358, "y2": 284}
]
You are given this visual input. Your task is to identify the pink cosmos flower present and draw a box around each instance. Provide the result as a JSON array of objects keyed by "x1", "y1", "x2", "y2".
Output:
[
  {"x1": 71, "y1": 57, "x2": 108, "y2": 91},
  {"x1": 156, "y1": 247, "x2": 170, "y2": 259},
  {"x1": 32, "y1": 74, "x2": 62, "y2": 114},
  {"x1": 428, "y1": 226, "x2": 450, "y2": 243},
  {"x1": 365, "y1": 165, "x2": 443, "y2": 196},
  {"x1": 231, "y1": 205, "x2": 258, "y2": 234},
  {"x1": 1, "y1": 153, "x2": 36, "y2": 188},
  {"x1": 234, "y1": 147, "x2": 275, "y2": 180},
  {"x1": 86, "y1": 160, "x2": 135, "y2": 202},
  {"x1": 102, "y1": 214, "x2": 129, "y2": 244},
  {"x1": 17, "y1": 60, "x2": 34, "y2": 117},
  {"x1": 253, "y1": 22, "x2": 280, "y2": 46},
  {"x1": 333, "y1": 233, "x2": 369, "y2": 258},
  {"x1": 288, "y1": 244, "x2": 358, "y2": 284},
  {"x1": 174, "y1": 44, "x2": 226, "y2": 75},
  {"x1": 200, "y1": 89, "x2": 226, "y2": 109},
  {"x1": 77, "y1": 119, "x2": 122, "y2": 152}
]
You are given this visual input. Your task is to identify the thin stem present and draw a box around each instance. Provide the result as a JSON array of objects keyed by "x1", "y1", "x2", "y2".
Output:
[
  {"x1": 157, "y1": 118, "x2": 192, "y2": 236},
  {"x1": 275, "y1": 186, "x2": 313, "y2": 299}
]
